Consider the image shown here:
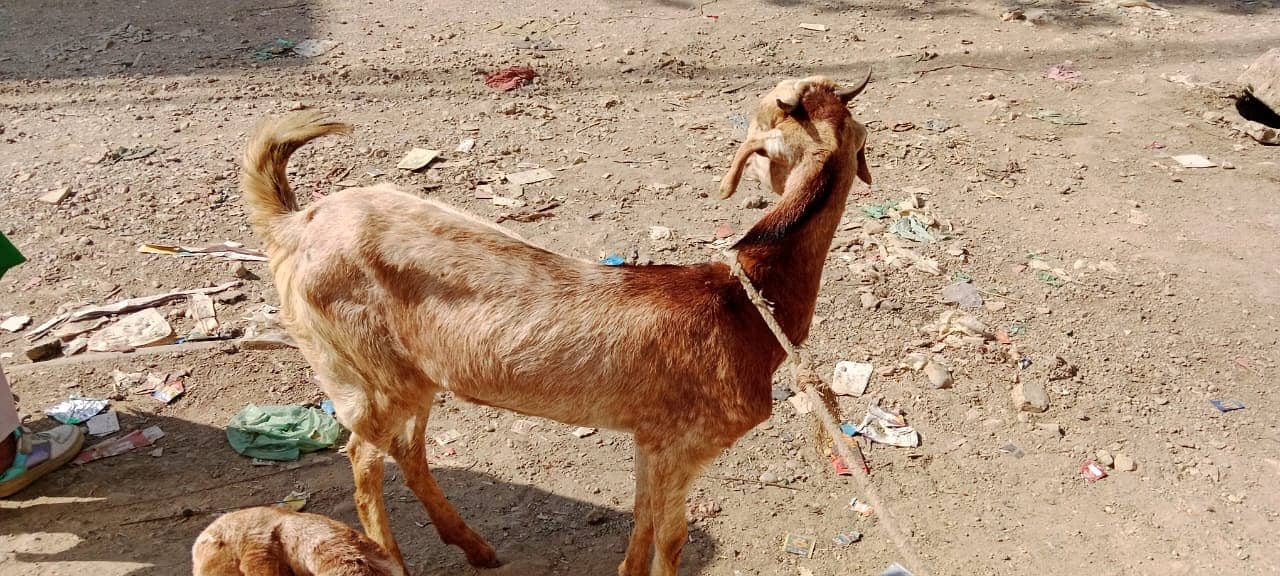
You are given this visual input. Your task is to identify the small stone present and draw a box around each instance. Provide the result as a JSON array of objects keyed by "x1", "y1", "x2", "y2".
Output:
[
  {"x1": 1153, "y1": 396, "x2": 1169, "y2": 406},
  {"x1": 584, "y1": 508, "x2": 609, "y2": 525},
  {"x1": 859, "y1": 292, "x2": 880, "y2": 310},
  {"x1": 216, "y1": 290, "x2": 247, "y2": 305},
  {"x1": 25, "y1": 339, "x2": 63, "y2": 362},
  {"x1": 983, "y1": 301, "x2": 1007, "y2": 312},
  {"x1": 1012, "y1": 381, "x2": 1049, "y2": 413},
  {"x1": 1221, "y1": 161, "x2": 1235, "y2": 170},
  {"x1": 233, "y1": 262, "x2": 257, "y2": 280},
  {"x1": 39, "y1": 186, "x2": 72, "y2": 205},
  {"x1": 1114, "y1": 453, "x2": 1136, "y2": 472},
  {"x1": 923, "y1": 360, "x2": 953, "y2": 389},
  {"x1": 1034, "y1": 306, "x2": 1052, "y2": 315},
  {"x1": 571, "y1": 427, "x2": 597, "y2": 438},
  {"x1": 1096, "y1": 449, "x2": 1114, "y2": 467},
  {"x1": 286, "y1": 100, "x2": 306, "y2": 111},
  {"x1": 759, "y1": 471, "x2": 780, "y2": 484},
  {"x1": 1, "y1": 315, "x2": 32, "y2": 332},
  {"x1": 740, "y1": 194, "x2": 768, "y2": 209},
  {"x1": 1037, "y1": 422, "x2": 1064, "y2": 437}
]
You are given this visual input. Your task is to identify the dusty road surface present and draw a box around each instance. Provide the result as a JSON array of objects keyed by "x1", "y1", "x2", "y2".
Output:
[{"x1": 2, "y1": 0, "x2": 1278, "y2": 574}]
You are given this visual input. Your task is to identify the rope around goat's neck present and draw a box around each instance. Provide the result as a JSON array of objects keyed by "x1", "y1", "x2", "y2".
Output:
[{"x1": 723, "y1": 249, "x2": 931, "y2": 576}]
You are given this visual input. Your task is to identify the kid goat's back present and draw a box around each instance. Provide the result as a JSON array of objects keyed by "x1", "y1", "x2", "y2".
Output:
[{"x1": 239, "y1": 73, "x2": 871, "y2": 576}]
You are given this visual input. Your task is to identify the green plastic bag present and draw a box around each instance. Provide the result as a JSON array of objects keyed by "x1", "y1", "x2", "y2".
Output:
[
  {"x1": 226, "y1": 404, "x2": 341, "y2": 461},
  {"x1": 0, "y1": 232, "x2": 25, "y2": 280}
]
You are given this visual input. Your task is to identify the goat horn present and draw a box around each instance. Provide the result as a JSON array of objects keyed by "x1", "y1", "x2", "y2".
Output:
[{"x1": 835, "y1": 67, "x2": 873, "y2": 102}]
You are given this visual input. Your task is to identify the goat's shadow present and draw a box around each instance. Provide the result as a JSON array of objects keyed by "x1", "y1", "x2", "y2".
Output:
[{"x1": 0, "y1": 412, "x2": 715, "y2": 576}]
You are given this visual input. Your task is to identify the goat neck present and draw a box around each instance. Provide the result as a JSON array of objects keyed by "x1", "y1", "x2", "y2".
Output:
[{"x1": 731, "y1": 97, "x2": 858, "y2": 346}]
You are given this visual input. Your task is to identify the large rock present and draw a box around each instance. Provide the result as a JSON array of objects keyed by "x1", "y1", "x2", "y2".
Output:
[{"x1": 1240, "y1": 48, "x2": 1280, "y2": 115}]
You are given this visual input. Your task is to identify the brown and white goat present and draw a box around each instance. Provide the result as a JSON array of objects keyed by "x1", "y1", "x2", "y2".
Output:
[
  {"x1": 239, "y1": 73, "x2": 871, "y2": 576},
  {"x1": 192, "y1": 507, "x2": 404, "y2": 576}
]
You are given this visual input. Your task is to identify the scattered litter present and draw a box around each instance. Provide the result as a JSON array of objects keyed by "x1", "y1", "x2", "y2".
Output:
[
  {"x1": 889, "y1": 216, "x2": 935, "y2": 243},
  {"x1": 511, "y1": 419, "x2": 538, "y2": 435},
  {"x1": 292, "y1": 38, "x2": 337, "y2": 58},
  {"x1": 278, "y1": 490, "x2": 310, "y2": 512},
  {"x1": 253, "y1": 38, "x2": 296, "y2": 61},
  {"x1": 103, "y1": 146, "x2": 157, "y2": 163},
  {"x1": 455, "y1": 138, "x2": 476, "y2": 153},
  {"x1": 601, "y1": 254, "x2": 626, "y2": 266},
  {"x1": 226, "y1": 404, "x2": 341, "y2": 462},
  {"x1": 832, "y1": 455, "x2": 853, "y2": 476},
  {"x1": 1171, "y1": 154, "x2": 1217, "y2": 168},
  {"x1": 1080, "y1": 460, "x2": 1108, "y2": 482},
  {"x1": 833, "y1": 531, "x2": 862, "y2": 546},
  {"x1": 87, "y1": 308, "x2": 173, "y2": 352},
  {"x1": 1045, "y1": 61, "x2": 1082, "y2": 82},
  {"x1": 880, "y1": 563, "x2": 916, "y2": 576},
  {"x1": 999, "y1": 443, "x2": 1025, "y2": 458},
  {"x1": 138, "y1": 241, "x2": 267, "y2": 262},
  {"x1": 798, "y1": 23, "x2": 829, "y2": 32},
  {"x1": 186, "y1": 293, "x2": 220, "y2": 339},
  {"x1": 571, "y1": 427, "x2": 597, "y2": 438},
  {"x1": 923, "y1": 310, "x2": 991, "y2": 340},
  {"x1": 151, "y1": 373, "x2": 185, "y2": 404},
  {"x1": 782, "y1": 533, "x2": 816, "y2": 558},
  {"x1": 1036, "y1": 270, "x2": 1065, "y2": 287},
  {"x1": 86, "y1": 411, "x2": 121, "y2": 437},
  {"x1": 396, "y1": 148, "x2": 441, "y2": 171},
  {"x1": 74, "y1": 426, "x2": 164, "y2": 464},
  {"x1": 150, "y1": 448, "x2": 164, "y2": 458},
  {"x1": 922, "y1": 118, "x2": 952, "y2": 133},
  {"x1": 849, "y1": 498, "x2": 875, "y2": 516},
  {"x1": 434, "y1": 429, "x2": 462, "y2": 446},
  {"x1": 1018, "y1": 356, "x2": 1032, "y2": 369},
  {"x1": 831, "y1": 361, "x2": 873, "y2": 396},
  {"x1": 941, "y1": 281, "x2": 983, "y2": 308},
  {"x1": 861, "y1": 199, "x2": 899, "y2": 220},
  {"x1": 1031, "y1": 110, "x2": 1087, "y2": 125},
  {"x1": 0, "y1": 315, "x2": 31, "y2": 332},
  {"x1": 484, "y1": 66, "x2": 538, "y2": 91},
  {"x1": 839, "y1": 422, "x2": 859, "y2": 436},
  {"x1": 46, "y1": 397, "x2": 109, "y2": 425},
  {"x1": 506, "y1": 167, "x2": 555, "y2": 185},
  {"x1": 1210, "y1": 399, "x2": 1245, "y2": 412},
  {"x1": 58, "y1": 282, "x2": 240, "y2": 327},
  {"x1": 856, "y1": 404, "x2": 919, "y2": 447},
  {"x1": 320, "y1": 399, "x2": 335, "y2": 415}
]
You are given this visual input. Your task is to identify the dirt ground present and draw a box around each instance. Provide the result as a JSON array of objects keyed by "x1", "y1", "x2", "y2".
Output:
[{"x1": 2, "y1": 0, "x2": 1278, "y2": 574}]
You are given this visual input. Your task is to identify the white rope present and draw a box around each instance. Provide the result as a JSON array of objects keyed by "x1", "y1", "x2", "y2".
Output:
[{"x1": 724, "y1": 249, "x2": 930, "y2": 576}]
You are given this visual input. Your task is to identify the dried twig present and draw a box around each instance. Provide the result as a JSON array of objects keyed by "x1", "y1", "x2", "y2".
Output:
[
  {"x1": 915, "y1": 64, "x2": 1015, "y2": 76},
  {"x1": 703, "y1": 474, "x2": 800, "y2": 491}
]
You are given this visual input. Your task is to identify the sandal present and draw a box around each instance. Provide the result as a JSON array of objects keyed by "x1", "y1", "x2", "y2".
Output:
[{"x1": 0, "y1": 425, "x2": 85, "y2": 498}]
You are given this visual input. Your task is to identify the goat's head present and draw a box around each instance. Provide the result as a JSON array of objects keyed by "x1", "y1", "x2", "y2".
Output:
[{"x1": 719, "y1": 70, "x2": 872, "y2": 200}]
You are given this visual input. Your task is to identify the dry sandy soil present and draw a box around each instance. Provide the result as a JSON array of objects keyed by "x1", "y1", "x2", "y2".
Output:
[{"x1": 1, "y1": 0, "x2": 1278, "y2": 575}]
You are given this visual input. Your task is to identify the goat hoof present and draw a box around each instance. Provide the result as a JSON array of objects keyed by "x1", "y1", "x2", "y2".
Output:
[{"x1": 465, "y1": 545, "x2": 501, "y2": 569}]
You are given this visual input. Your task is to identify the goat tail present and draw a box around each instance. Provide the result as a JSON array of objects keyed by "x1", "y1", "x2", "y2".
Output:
[{"x1": 241, "y1": 112, "x2": 351, "y2": 245}]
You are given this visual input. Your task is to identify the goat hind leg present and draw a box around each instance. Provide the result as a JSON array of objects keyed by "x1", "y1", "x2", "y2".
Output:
[
  {"x1": 347, "y1": 433, "x2": 407, "y2": 569},
  {"x1": 389, "y1": 414, "x2": 499, "y2": 568}
]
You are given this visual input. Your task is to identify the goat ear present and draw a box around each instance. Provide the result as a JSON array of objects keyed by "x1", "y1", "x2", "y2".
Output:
[
  {"x1": 720, "y1": 138, "x2": 766, "y2": 199},
  {"x1": 836, "y1": 68, "x2": 873, "y2": 104},
  {"x1": 856, "y1": 147, "x2": 872, "y2": 185},
  {"x1": 776, "y1": 97, "x2": 798, "y2": 114}
]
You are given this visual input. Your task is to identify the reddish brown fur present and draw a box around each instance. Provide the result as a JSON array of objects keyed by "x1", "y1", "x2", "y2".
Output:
[
  {"x1": 191, "y1": 507, "x2": 403, "y2": 576},
  {"x1": 237, "y1": 75, "x2": 870, "y2": 576}
]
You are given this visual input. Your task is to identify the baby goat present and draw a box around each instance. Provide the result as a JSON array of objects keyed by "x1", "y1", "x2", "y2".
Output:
[
  {"x1": 192, "y1": 507, "x2": 403, "y2": 576},
  {"x1": 239, "y1": 73, "x2": 871, "y2": 576}
]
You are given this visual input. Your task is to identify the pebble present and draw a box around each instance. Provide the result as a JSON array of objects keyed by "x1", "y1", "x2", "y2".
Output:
[
  {"x1": 860, "y1": 292, "x2": 880, "y2": 310},
  {"x1": 1012, "y1": 381, "x2": 1049, "y2": 413},
  {"x1": 924, "y1": 360, "x2": 953, "y2": 389},
  {"x1": 233, "y1": 262, "x2": 256, "y2": 280},
  {"x1": 1096, "y1": 449, "x2": 1114, "y2": 467},
  {"x1": 759, "y1": 471, "x2": 779, "y2": 484},
  {"x1": 1114, "y1": 453, "x2": 1136, "y2": 472},
  {"x1": 38, "y1": 186, "x2": 72, "y2": 205},
  {"x1": 983, "y1": 300, "x2": 1007, "y2": 312},
  {"x1": 1034, "y1": 306, "x2": 1052, "y2": 315},
  {"x1": 1153, "y1": 396, "x2": 1169, "y2": 406},
  {"x1": 1037, "y1": 422, "x2": 1064, "y2": 437},
  {"x1": 740, "y1": 194, "x2": 768, "y2": 209}
]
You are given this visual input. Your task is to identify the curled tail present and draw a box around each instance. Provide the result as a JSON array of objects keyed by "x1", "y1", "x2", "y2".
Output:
[{"x1": 241, "y1": 112, "x2": 351, "y2": 246}]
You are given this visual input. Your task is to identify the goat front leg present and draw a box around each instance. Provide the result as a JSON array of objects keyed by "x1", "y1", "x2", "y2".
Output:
[
  {"x1": 618, "y1": 446, "x2": 655, "y2": 576},
  {"x1": 347, "y1": 434, "x2": 406, "y2": 570},
  {"x1": 389, "y1": 414, "x2": 499, "y2": 568},
  {"x1": 647, "y1": 445, "x2": 720, "y2": 576}
]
